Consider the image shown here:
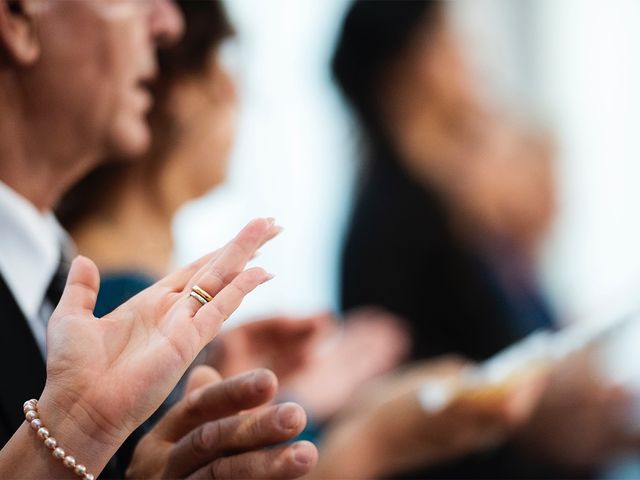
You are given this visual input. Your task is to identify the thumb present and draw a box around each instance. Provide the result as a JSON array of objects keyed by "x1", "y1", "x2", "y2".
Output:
[
  {"x1": 184, "y1": 365, "x2": 223, "y2": 396},
  {"x1": 53, "y1": 256, "x2": 100, "y2": 318}
]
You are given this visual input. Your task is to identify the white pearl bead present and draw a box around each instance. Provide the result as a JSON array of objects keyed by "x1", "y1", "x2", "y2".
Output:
[
  {"x1": 53, "y1": 447, "x2": 65, "y2": 459},
  {"x1": 84, "y1": 474, "x2": 94, "y2": 480},
  {"x1": 25, "y1": 410, "x2": 38, "y2": 422},
  {"x1": 23, "y1": 403, "x2": 36, "y2": 414},
  {"x1": 23, "y1": 399, "x2": 37, "y2": 410},
  {"x1": 30, "y1": 419, "x2": 42, "y2": 430},
  {"x1": 74, "y1": 464, "x2": 87, "y2": 476},
  {"x1": 63, "y1": 455, "x2": 76, "y2": 468},
  {"x1": 44, "y1": 437, "x2": 57, "y2": 449},
  {"x1": 37, "y1": 427, "x2": 49, "y2": 439}
]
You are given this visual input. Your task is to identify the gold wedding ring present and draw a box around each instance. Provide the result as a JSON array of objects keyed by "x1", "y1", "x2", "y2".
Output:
[{"x1": 190, "y1": 284, "x2": 213, "y2": 306}]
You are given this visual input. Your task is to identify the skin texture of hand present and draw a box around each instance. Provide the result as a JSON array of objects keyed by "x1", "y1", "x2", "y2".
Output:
[
  {"x1": 126, "y1": 365, "x2": 318, "y2": 479},
  {"x1": 282, "y1": 308, "x2": 411, "y2": 422},
  {"x1": 28, "y1": 218, "x2": 279, "y2": 476},
  {"x1": 204, "y1": 313, "x2": 333, "y2": 384},
  {"x1": 310, "y1": 357, "x2": 548, "y2": 479},
  {"x1": 515, "y1": 347, "x2": 632, "y2": 471}
]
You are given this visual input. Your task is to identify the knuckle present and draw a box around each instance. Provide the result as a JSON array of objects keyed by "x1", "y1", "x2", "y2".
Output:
[
  {"x1": 207, "y1": 265, "x2": 227, "y2": 284},
  {"x1": 222, "y1": 376, "x2": 242, "y2": 405},
  {"x1": 228, "y1": 280, "x2": 250, "y2": 296},
  {"x1": 229, "y1": 239, "x2": 253, "y2": 259},
  {"x1": 191, "y1": 423, "x2": 217, "y2": 457},
  {"x1": 208, "y1": 301, "x2": 230, "y2": 322},
  {"x1": 191, "y1": 426, "x2": 209, "y2": 457},
  {"x1": 247, "y1": 413, "x2": 265, "y2": 440}
]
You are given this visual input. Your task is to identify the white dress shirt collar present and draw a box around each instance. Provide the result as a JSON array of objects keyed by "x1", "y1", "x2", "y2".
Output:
[{"x1": 0, "y1": 180, "x2": 69, "y2": 321}]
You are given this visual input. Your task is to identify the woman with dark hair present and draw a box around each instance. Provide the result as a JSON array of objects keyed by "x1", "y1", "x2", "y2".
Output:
[
  {"x1": 334, "y1": 0, "x2": 556, "y2": 364},
  {"x1": 333, "y1": 0, "x2": 630, "y2": 478}
]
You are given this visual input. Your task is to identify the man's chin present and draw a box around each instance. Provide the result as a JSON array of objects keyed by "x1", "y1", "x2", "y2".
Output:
[{"x1": 107, "y1": 123, "x2": 152, "y2": 160}]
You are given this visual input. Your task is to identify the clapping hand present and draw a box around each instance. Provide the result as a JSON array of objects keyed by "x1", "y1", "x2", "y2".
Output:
[
  {"x1": 38, "y1": 218, "x2": 283, "y2": 476},
  {"x1": 126, "y1": 365, "x2": 317, "y2": 479},
  {"x1": 204, "y1": 313, "x2": 332, "y2": 383}
]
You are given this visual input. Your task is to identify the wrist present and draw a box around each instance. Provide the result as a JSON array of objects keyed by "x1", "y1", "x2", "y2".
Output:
[{"x1": 37, "y1": 387, "x2": 129, "y2": 475}]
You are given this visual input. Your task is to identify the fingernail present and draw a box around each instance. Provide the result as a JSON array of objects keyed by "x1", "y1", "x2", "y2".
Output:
[
  {"x1": 277, "y1": 403, "x2": 302, "y2": 430},
  {"x1": 293, "y1": 443, "x2": 313, "y2": 465},
  {"x1": 266, "y1": 217, "x2": 276, "y2": 226},
  {"x1": 261, "y1": 273, "x2": 275, "y2": 284},
  {"x1": 253, "y1": 370, "x2": 273, "y2": 393}
]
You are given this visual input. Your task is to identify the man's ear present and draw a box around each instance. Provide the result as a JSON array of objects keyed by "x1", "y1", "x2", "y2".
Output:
[{"x1": 0, "y1": 0, "x2": 41, "y2": 66}]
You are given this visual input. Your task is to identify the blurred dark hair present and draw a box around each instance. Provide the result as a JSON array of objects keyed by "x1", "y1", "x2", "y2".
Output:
[
  {"x1": 57, "y1": 0, "x2": 233, "y2": 231},
  {"x1": 332, "y1": 0, "x2": 441, "y2": 158}
]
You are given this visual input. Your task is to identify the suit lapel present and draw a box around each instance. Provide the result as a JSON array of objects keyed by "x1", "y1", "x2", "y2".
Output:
[{"x1": 0, "y1": 274, "x2": 46, "y2": 443}]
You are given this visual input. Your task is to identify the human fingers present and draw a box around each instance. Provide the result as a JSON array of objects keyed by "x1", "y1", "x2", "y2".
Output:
[
  {"x1": 253, "y1": 313, "x2": 335, "y2": 345},
  {"x1": 183, "y1": 365, "x2": 224, "y2": 397},
  {"x1": 52, "y1": 256, "x2": 100, "y2": 319},
  {"x1": 181, "y1": 219, "x2": 278, "y2": 318},
  {"x1": 186, "y1": 218, "x2": 280, "y2": 296},
  {"x1": 160, "y1": 219, "x2": 281, "y2": 292},
  {"x1": 192, "y1": 267, "x2": 273, "y2": 343},
  {"x1": 159, "y1": 250, "x2": 223, "y2": 290},
  {"x1": 165, "y1": 403, "x2": 307, "y2": 478},
  {"x1": 185, "y1": 441, "x2": 318, "y2": 480},
  {"x1": 156, "y1": 369, "x2": 278, "y2": 441}
]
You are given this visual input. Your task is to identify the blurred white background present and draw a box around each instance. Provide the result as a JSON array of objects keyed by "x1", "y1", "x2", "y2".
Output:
[
  {"x1": 174, "y1": 0, "x2": 355, "y2": 325},
  {"x1": 173, "y1": 0, "x2": 640, "y2": 330}
]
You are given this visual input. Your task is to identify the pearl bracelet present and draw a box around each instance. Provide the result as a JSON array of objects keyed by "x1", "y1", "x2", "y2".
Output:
[{"x1": 23, "y1": 399, "x2": 95, "y2": 480}]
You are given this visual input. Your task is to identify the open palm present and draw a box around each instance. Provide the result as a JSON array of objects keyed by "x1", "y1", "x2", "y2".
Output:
[{"x1": 42, "y1": 218, "x2": 279, "y2": 446}]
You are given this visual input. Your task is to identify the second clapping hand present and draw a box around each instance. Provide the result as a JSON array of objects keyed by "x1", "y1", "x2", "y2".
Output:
[{"x1": 35, "y1": 218, "x2": 284, "y2": 476}]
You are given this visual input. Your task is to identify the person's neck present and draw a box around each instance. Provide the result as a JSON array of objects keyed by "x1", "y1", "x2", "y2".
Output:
[
  {"x1": 0, "y1": 150, "x2": 87, "y2": 213},
  {"x1": 71, "y1": 179, "x2": 176, "y2": 277},
  {"x1": 0, "y1": 80, "x2": 96, "y2": 212}
]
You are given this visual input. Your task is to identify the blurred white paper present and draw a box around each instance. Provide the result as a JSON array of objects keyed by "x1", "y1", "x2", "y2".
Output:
[{"x1": 418, "y1": 311, "x2": 640, "y2": 417}]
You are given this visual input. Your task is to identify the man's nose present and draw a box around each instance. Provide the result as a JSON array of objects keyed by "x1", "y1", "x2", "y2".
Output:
[{"x1": 149, "y1": 0, "x2": 184, "y2": 47}]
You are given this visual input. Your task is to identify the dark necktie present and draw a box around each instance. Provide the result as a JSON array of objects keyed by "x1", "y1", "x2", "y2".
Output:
[{"x1": 45, "y1": 251, "x2": 71, "y2": 308}]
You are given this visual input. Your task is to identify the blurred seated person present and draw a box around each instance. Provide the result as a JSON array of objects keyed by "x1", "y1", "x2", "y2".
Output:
[
  {"x1": 334, "y1": 0, "x2": 634, "y2": 477},
  {"x1": 57, "y1": 0, "x2": 409, "y2": 430}
]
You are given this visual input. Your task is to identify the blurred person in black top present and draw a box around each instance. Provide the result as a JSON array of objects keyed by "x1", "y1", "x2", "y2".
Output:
[{"x1": 333, "y1": 0, "x2": 634, "y2": 477}]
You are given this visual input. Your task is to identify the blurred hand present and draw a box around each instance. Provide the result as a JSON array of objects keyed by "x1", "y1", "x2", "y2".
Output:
[
  {"x1": 311, "y1": 356, "x2": 547, "y2": 479},
  {"x1": 37, "y1": 218, "x2": 280, "y2": 475},
  {"x1": 516, "y1": 347, "x2": 631, "y2": 470},
  {"x1": 283, "y1": 308, "x2": 411, "y2": 422},
  {"x1": 204, "y1": 313, "x2": 333, "y2": 383},
  {"x1": 126, "y1": 366, "x2": 318, "y2": 479}
]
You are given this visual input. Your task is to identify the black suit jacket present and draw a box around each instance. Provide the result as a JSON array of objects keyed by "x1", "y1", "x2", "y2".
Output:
[
  {"x1": 0, "y1": 274, "x2": 135, "y2": 478},
  {"x1": 0, "y1": 274, "x2": 47, "y2": 444}
]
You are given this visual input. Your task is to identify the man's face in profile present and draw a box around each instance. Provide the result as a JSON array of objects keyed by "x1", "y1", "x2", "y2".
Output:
[{"x1": 15, "y1": 0, "x2": 183, "y2": 159}]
